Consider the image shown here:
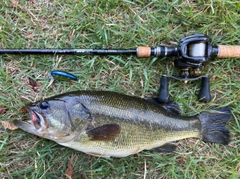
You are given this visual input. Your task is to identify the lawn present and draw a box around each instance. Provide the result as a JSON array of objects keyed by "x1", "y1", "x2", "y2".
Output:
[{"x1": 0, "y1": 0, "x2": 239, "y2": 178}]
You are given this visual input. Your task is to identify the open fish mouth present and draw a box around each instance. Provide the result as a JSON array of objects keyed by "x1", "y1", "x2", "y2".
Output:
[{"x1": 13, "y1": 108, "x2": 43, "y2": 136}]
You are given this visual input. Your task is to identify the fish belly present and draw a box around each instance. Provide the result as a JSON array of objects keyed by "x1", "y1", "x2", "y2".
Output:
[{"x1": 59, "y1": 121, "x2": 200, "y2": 158}]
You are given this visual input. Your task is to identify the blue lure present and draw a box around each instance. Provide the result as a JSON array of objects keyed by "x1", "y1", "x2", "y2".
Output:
[{"x1": 50, "y1": 70, "x2": 78, "y2": 81}]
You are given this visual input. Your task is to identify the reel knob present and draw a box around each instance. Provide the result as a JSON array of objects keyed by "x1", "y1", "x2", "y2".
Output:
[
  {"x1": 158, "y1": 75, "x2": 170, "y2": 104},
  {"x1": 198, "y1": 76, "x2": 211, "y2": 103}
]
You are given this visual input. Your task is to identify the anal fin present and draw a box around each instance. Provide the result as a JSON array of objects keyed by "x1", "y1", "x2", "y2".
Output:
[
  {"x1": 87, "y1": 123, "x2": 121, "y2": 141},
  {"x1": 153, "y1": 143, "x2": 177, "y2": 153}
]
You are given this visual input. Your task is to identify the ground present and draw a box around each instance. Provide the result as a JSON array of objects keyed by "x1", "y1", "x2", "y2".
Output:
[{"x1": 0, "y1": 0, "x2": 239, "y2": 178}]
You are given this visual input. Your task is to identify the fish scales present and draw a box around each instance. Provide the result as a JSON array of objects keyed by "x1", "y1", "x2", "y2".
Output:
[{"x1": 66, "y1": 91, "x2": 200, "y2": 129}]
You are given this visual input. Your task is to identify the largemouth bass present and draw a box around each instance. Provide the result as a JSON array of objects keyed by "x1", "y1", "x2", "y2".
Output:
[{"x1": 14, "y1": 91, "x2": 231, "y2": 158}]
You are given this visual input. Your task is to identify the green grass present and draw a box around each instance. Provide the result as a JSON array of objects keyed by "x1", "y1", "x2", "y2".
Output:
[{"x1": 0, "y1": 0, "x2": 240, "y2": 178}]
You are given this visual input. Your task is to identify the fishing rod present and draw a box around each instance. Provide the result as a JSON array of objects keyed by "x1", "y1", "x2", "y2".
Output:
[
  {"x1": 1, "y1": 34, "x2": 239, "y2": 58},
  {"x1": 2, "y1": 34, "x2": 240, "y2": 103}
]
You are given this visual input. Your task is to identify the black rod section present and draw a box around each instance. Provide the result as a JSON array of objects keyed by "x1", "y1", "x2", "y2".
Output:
[{"x1": 0, "y1": 48, "x2": 137, "y2": 55}]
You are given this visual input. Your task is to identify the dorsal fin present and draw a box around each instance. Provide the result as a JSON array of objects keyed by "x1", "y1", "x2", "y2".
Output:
[
  {"x1": 161, "y1": 101, "x2": 181, "y2": 116},
  {"x1": 144, "y1": 98, "x2": 181, "y2": 115}
]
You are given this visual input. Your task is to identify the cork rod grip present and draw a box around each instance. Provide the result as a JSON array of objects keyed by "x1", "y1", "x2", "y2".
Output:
[
  {"x1": 137, "y1": 46, "x2": 151, "y2": 57},
  {"x1": 218, "y1": 45, "x2": 240, "y2": 58}
]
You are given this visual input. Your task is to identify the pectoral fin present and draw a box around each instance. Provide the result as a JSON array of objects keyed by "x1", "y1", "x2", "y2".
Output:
[
  {"x1": 86, "y1": 123, "x2": 121, "y2": 141},
  {"x1": 153, "y1": 143, "x2": 177, "y2": 153}
]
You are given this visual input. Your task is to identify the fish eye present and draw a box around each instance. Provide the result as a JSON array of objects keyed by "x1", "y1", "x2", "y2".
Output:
[{"x1": 40, "y1": 101, "x2": 49, "y2": 109}]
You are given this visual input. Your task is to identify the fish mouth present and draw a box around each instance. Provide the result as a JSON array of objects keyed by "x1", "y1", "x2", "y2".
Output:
[
  {"x1": 13, "y1": 119, "x2": 38, "y2": 134},
  {"x1": 13, "y1": 107, "x2": 44, "y2": 136}
]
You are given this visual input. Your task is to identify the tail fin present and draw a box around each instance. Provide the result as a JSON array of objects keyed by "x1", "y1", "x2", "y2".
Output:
[{"x1": 199, "y1": 106, "x2": 231, "y2": 145}]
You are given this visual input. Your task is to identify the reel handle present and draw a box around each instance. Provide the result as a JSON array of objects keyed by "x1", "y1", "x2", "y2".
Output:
[
  {"x1": 217, "y1": 45, "x2": 240, "y2": 58},
  {"x1": 158, "y1": 75, "x2": 212, "y2": 103}
]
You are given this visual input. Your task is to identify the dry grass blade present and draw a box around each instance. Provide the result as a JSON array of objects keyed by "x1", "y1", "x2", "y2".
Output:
[
  {"x1": 1, "y1": 121, "x2": 18, "y2": 130},
  {"x1": 64, "y1": 160, "x2": 74, "y2": 179},
  {"x1": 28, "y1": 77, "x2": 40, "y2": 92},
  {"x1": 0, "y1": 105, "x2": 7, "y2": 114}
]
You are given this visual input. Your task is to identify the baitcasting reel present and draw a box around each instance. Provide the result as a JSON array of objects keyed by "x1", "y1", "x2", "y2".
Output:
[{"x1": 158, "y1": 34, "x2": 217, "y2": 103}]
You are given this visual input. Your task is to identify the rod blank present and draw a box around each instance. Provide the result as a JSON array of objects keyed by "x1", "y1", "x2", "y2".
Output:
[
  {"x1": 0, "y1": 46, "x2": 178, "y2": 57},
  {"x1": 0, "y1": 48, "x2": 137, "y2": 55}
]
